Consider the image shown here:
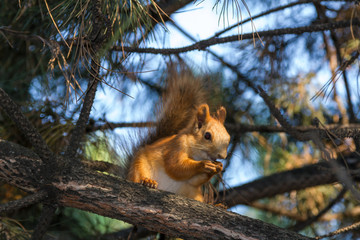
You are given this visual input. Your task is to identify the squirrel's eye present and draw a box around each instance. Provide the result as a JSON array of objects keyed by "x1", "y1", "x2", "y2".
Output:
[{"x1": 204, "y1": 132, "x2": 211, "y2": 140}]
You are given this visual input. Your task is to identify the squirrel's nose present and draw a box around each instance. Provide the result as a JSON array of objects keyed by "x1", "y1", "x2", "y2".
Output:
[{"x1": 217, "y1": 153, "x2": 227, "y2": 159}]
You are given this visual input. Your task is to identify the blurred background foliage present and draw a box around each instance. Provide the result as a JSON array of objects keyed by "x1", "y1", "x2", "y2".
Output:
[{"x1": 1, "y1": 0, "x2": 360, "y2": 239}]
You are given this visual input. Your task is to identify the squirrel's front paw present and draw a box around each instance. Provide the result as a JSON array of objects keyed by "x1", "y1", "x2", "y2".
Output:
[
  {"x1": 202, "y1": 160, "x2": 223, "y2": 174},
  {"x1": 140, "y1": 178, "x2": 158, "y2": 189},
  {"x1": 213, "y1": 161, "x2": 223, "y2": 173}
]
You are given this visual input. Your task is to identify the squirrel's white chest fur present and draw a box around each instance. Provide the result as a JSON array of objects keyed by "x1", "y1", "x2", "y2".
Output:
[
  {"x1": 153, "y1": 167, "x2": 185, "y2": 193},
  {"x1": 151, "y1": 166, "x2": 204, "y2": 201}
]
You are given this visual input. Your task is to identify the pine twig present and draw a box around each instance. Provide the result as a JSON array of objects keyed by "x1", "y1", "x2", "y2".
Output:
[
  {"x1": 311, "y1": 51, "x2": 360, "y2": 101},
  {"x1": 312, "y1": 1, "x2": 356, "y2": 122},
  {"x1": 213, "y1": 0, "x2": 355, "y2": 38},
  {"x1": 258, "y1": 86, "x2": 360, "y2": 202},
  {"x1": 314, "y1": 122, "x2": 360, "y2": 201},
  {"x1": 0, "y1": 190, "x2": 48, "y2": 215},
  {"x1": 257, "y1": 86, "x2": 315, "y2": 141},
  {"x1": 249, "y1": 202, "x2": 306, "y2": 221},
  {"x1": 115, "y1": 20, "x2": 360, "y2": 55},
  {"x1": 30, "y1": 203, "x2": 57, "y2": 240},
  {"x1": 291, "y1": 188, "x2": 347, "y2": 231},
  {"x1": 87, "y1": 121, "x2": 155, "y2": 132},
  {"x1": 256, "y1": 87, "x2": 360, "y2": 141},
  {"x1": 315, "y1": 221, "x2": 360, "y2": 239}
]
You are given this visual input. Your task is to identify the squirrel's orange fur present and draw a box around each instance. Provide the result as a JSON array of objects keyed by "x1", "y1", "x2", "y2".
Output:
[{"x1": 127, "y1": 70, "x2": 230, "y2": 202}]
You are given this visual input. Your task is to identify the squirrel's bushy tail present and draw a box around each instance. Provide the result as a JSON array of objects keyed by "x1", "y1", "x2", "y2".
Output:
[{"x1": 147, "y1": 68, "x2": 207, "y2": 144}]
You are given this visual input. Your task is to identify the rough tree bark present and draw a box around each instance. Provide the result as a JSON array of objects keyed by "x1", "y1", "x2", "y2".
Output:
[
  {"x1": 0, "y1": 139, "x2": 312, "y2": 240},
  {"x1": 223, "y1": 160, "x2": 360, "y2": 207}
]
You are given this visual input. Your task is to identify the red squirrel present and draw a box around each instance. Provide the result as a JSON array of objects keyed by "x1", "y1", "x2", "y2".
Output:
[{"x1": 127, "y1": 70, "x2": 230, "y2": 202}]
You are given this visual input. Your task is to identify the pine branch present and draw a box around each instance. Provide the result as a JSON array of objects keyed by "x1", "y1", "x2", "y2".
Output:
[
  {"x1": 86, "y1": 121, "x2": 155, "y2": 132},
  {"x1": 114, "y1": 20, "x2": 360, "y2": 54},
  {"x1": 87, "y1": 120, "x2": 360, "y2": 141},
  {"x1": 0, "y1": 88, "x2": 55, "y2": 167},
  {"x1": 227, "y1": 123, "x2": 360, "y2": 137},
  {"x1": 311, "y1": 51, "x2": 360, "y2": 101},
  {"x1": 0, "y1": 139, "x2": 312, "y2": 240},
  {"x1": 257, "y1": 86, "x2": 360, "y2": 203},
  {"x1": 290, "y1": 188, "x2": 347, "y2": 231},
  {"x1": 257, "y1": 86, "x2": 318, "y2": 141},
  {"x1": 0, "y1": 190, "x2": 48, "y2": 214},
  {"x1": 63, "y1": 62, "x2": 100, "y2": 159},
  {"x1": 222, "y1": 161, "x2": 360, "y2": 207},
  {"x1": 64, "y1": 0, "x2": 111, "y2": 160},
  {"x1": 249, "y1": 202, "x2": 307, "y2": 221},
  {"x1": 149, "y1": 0, "x2": 193, "y2": 24},
  {"x1": 157, "y1": 0, "x2": 194, "y2": 17},
  {"x1": 31, "y1": 203, "x2": 57, "y2": 240},
  {"x1": 1, "y1": 137, "x2": 358, "y2": 239},
  {"x1": 213, "y1": 0, "x2": 356, "y2": 38}
]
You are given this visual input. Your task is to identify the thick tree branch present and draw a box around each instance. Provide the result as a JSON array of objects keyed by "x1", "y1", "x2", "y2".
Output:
[
  {"x1": 152, "y1": 0, "x2": 193, "y2": 22},
  {"x1": 0, "y1": 139, "x2": 312, "y2": 240},
  {"x1": 0, "y1": 88, "x2": 54, "y2": 165},
  {"x1": 222, "y1": 161, "x2": 360, "y2": 207},
  {"x1": 114, "y1": 20, "x2": 360, "y2": 54}
]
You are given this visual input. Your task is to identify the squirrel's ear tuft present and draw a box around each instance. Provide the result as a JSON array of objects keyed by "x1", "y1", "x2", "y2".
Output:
[
  {"x1": 197, "y1": 104, "x2": 210, "y2": 126},
  {"x1": 216, "y1": 106, "x2": 226, "y2": 124}
]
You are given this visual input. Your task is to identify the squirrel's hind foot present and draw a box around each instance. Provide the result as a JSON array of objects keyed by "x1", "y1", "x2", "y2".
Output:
[
  {"x1": 214, "y1": 203, "x2": 228, "y2": 209},
  {"x1": 140, "y1": 178, "x2": 158, "y2": 189}
]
